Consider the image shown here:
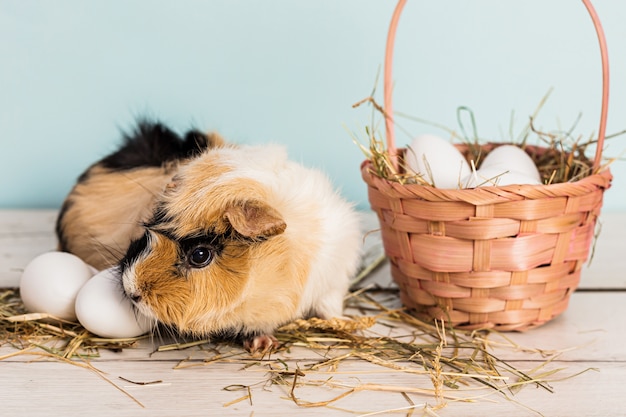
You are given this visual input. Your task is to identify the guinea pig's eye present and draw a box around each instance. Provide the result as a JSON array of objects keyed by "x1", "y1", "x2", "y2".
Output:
[{"x1": 187, "y1": 246, "x2": 213, "y2": 268}]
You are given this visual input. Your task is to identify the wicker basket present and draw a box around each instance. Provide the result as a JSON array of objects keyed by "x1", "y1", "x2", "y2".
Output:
[{"x1": 363, "y1": 0, "x2": 613, "y2": 331}]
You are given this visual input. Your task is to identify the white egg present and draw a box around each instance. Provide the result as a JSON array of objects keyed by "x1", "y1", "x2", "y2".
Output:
[
  {"x1": 19, "y1": 251, "x2": 95, "y2": 321},
  {"x1": 405, "y1": 134, "x2": 471, "y2": 189},
  {"x1": 461, "y1": 166, "x2": 542, "y2": 188},
  {"x1": 75, "y1": 268, "x2": 152, "y2": 339},
  {"x1": 480, "y1": 145, "x2": 541, "y2": 182}
]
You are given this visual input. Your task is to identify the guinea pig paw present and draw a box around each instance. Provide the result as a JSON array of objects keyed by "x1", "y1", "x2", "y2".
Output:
[{"x1": 244, "y1": 334, "x2": 280, "y2": 356}]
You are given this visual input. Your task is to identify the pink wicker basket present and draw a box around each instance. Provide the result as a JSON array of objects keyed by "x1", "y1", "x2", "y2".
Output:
[{"x1": 362, "y1": 0, "x2": 613, "y2": 330}]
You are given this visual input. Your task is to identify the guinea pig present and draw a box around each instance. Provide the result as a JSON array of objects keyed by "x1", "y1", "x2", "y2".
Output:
[{"x1": 56, "y1": 120, "x2": 362, "y2": 352}]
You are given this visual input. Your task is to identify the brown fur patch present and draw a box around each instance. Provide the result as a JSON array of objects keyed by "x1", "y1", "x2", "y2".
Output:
[
  {"x1": 59, "y1": 164, "x2": 174, "y2": 269},
  {"x1": 132, "y1": 235, "x2": 193, "y2": 327},
  {"x1": 157, "y1": 160, "x2": 269, "y2": 238},
  {"x1": 224, "y1": 230, "x2": 310, "y2": 333},
  {"x1": 224, "y1": 200, "x2": 286, "y2": 238},
  {"x1": 133, "y1": 231, "x2": 253, "y2": 332},
  {"x1": 140, "y1": 232, "x2": 309, "y2": 335},
  {"x1": 205, "y1": 132, "x2": 225, "y2": 148}
]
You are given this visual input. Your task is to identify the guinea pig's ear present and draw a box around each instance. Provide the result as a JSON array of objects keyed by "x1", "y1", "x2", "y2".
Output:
[{"x1": 224, "y1": 200, "x2": 286, "y2": 238}]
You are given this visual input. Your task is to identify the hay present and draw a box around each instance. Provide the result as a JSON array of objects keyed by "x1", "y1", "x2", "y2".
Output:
[
  {"x1": 0, "y1": 288, "x2": 144, "y2": 358},
  {"x1": 0, "y1": 251, "x2": 594, "y2": 414},
  {"x1": 351, "y1": 90, "x2": 622, "y2": 187}
]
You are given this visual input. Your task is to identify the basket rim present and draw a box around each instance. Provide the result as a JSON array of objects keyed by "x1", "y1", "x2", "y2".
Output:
[{"x1": 361, "y1": 158, "x2": 612, "y2": 205}]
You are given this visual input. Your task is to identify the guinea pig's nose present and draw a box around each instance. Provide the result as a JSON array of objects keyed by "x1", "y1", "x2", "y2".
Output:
[
  {"x1": 127, "y1": 292, "x2": 142, "y2": 303},
  {"x1": 122, "y1": 276, "x2": 142, "y2": 303}
]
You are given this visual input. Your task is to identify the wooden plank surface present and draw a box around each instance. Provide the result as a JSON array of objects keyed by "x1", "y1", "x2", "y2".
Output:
[
  {"x1": 1, "y1": 209, "x2": 626, "y2": 416},
  {"x1": 0, "y1": 210, "x2": 58, "y2": 287},
  {"x1": 1, "y1": 358, "x2": 624, "y2": 417},
  {"x1": 2, "y1": 290, "x2": 626, "y2": 417}
]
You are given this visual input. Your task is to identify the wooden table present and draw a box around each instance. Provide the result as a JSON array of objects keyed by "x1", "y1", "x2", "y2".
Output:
[{"x1": 1, "y1": 209, "x2": 625, "y2": 417}]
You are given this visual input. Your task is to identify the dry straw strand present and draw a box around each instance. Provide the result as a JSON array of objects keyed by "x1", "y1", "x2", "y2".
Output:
[{"x1": 0, "y1": 274, "x2": 587, "y2": 414}]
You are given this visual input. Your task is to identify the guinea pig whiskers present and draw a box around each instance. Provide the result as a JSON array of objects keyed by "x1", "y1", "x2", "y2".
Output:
[
  {"x1": 118, "y1": 170, "x2": 168, "y2": 201},
  {"x1": 138, "y1": 314, "x2": 159, "y2": 340},
  {"x1": 86, "y1": 233, "x2": 127, "y2": 266},
  {"x1": 220, "y1": 240, "x2": 271, "y2": 264},
  {"x1": 150, "y1": 323, "x2": 180, "y2": 347}
]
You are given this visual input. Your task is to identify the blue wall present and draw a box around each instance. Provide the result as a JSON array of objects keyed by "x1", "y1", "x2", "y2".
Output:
[{"x1": 1, "y1": 0, "x2": 624, "y2": 211}]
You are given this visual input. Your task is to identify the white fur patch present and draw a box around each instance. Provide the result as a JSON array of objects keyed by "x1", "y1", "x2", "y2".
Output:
[
  {"x1": 121, "y1": 236, "x2": 157, "y2": 319},
  {"x1": 208, "y1": 144, "x2": 362, "y2": 319}
]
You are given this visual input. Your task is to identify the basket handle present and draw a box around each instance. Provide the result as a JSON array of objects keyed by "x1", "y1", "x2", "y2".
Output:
[{"x1": 383, "y1": 0, "x2": 610, "y2": 173}]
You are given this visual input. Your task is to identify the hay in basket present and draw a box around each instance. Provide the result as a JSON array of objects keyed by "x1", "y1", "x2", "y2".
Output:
[{"x1": 359, "y1": 0, "x2": 613, "y2": 331}]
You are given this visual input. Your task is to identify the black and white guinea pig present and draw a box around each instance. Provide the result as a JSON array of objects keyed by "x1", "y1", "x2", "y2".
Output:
[{"x1": 56, "y1": 121, "x2": 362, "y2": 352}]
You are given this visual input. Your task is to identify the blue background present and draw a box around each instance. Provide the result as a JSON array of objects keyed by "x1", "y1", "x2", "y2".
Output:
[{"x1": 1, "y1": 0, "x2": 624, "y2": 211}]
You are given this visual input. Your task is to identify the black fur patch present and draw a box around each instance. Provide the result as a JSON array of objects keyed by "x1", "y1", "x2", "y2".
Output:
[
  {"x1": 98, "y1": 120, "x2": 211, "y2": 171},
  {"x1": 153, "y1": 323, "x2": 255, "y2": 347},
  {"x1": 143, "y1": 203, "x2": 172, "y2": 230},
  {"x1": 119, "y1": 231, "x2": 150, "y2": 275},
  {"x1": 211, "y1": 328, "x2": 255, "y2": 344},
  {"x1": 55, "y1": 199, "x2": 73, "y2": 252},
  {"x1": 176, "y1": 326, "x2": 261, "y2": 346}
]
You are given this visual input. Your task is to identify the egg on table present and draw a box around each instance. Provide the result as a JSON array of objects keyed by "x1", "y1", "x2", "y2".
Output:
[
  {"x1": 405, "y1": 134, "x2": 471, "y2": 189},
  {"x1": 75, "y1": 268, "x2": 152, "y2": 339},
  {"x1": 19, "y1": 251, "x2": 95, "y2": 321}
]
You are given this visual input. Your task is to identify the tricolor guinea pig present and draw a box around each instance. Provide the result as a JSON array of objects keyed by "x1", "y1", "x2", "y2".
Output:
[{"x1": 56, "y1": 121, "x2": 362, "y2": 352}]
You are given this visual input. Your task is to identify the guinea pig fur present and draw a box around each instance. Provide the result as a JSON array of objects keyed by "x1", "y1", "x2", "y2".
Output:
[
  {"x1": 56, "y1": 121, "x2": 224, "y2": 270},
  {"x1": 56, "y1": 121, "x2": 362, "y2": 352}
]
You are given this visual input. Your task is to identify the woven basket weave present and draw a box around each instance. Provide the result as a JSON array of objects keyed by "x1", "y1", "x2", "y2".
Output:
[{"x1": 363, "y1": 0, "x2": 613, "y2": 330}]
